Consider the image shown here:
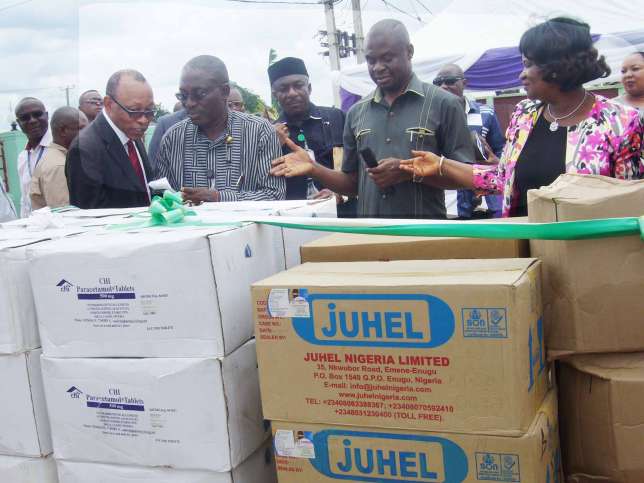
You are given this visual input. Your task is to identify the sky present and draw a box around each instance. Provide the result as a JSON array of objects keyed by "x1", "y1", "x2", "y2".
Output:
[{"x1": 0, "y1": 0, "x2": 448, "y2": 131}]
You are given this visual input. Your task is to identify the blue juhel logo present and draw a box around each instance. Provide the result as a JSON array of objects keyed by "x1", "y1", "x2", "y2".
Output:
[
  {"x1": 292, "y1": 293, "x2": 455, "y2": 348},
  {"x1": 66, "y1": 386, "x2": 83, "y2": 398},
  {"x1": 309, "y1": 429, "x2": 469, "y2": 482},
  {"x1": 57, "y1": 279, "x2": 73, "y2": 292}
]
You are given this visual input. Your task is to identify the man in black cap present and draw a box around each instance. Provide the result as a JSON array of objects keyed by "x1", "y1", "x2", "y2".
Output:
[{"x1": 269, "y1": 57, "x2": 349, "y2": 209}]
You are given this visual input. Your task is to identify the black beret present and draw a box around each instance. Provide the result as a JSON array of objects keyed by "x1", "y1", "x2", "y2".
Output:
[{"x1": 268, "y1": 57, "x2": 309, "y2": 85}]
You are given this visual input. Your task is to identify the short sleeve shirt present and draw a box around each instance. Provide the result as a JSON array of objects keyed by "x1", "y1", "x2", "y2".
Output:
[{"x1": 342, "y1": 74, "x2": 474, "y2": 218}]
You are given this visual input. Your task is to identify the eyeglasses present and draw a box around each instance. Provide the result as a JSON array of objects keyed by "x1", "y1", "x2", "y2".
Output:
[
  {"x1": 109, "y1": 95, "x2": 155, "y2": 120},
  {"x1": 432, "y1": 76, "x2": 464, "y2": 86},
  {"x1": 17, "y1": 110, "x2": 46, "y2": 123},
  {"x1": 228, "y1": 101, "x2": 244, "y2": 109},
  {"x1": 176, "y1": 83, "x2": 228, "y2": 103}
]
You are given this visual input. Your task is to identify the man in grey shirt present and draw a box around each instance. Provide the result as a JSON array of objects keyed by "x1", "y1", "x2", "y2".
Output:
[{"x1": 270, "y1": 18, "x2": 473, "y2": 218}]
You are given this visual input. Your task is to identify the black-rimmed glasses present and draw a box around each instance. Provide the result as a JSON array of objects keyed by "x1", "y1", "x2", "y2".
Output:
[
  {"x1": 109, "y1": 95, "x2": 155, "y2": 119},
  {"x1": 175, "y1": 83, "x2": 228, "y2": 103},
  {"x1": 432, "y1": 76, "x2": 464, "y2": 86},
  {"x1": 17, "y1": 110, "x2": 46, "y2": 123}
]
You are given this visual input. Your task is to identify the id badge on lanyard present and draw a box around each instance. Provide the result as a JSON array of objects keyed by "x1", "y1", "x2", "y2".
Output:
[{"x1": 27, "y1": 145, "x2": 46, "y2": 177}]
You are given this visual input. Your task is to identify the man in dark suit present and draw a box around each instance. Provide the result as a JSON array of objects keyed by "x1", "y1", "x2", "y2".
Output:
[{"x1": 66, "y1": 69, "x2": 155, "y2": 208}]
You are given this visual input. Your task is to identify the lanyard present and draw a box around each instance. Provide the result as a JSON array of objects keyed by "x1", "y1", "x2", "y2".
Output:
[{"x1": 27, "y1": 145, "x2": 46, "y2": 177}]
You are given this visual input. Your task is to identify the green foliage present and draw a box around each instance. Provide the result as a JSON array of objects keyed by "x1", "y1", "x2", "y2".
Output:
[{"x1": 153, "y1": 103, "x2": 170, "y2": 122}]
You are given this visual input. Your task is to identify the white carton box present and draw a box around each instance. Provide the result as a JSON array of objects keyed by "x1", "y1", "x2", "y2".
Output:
[
  {"x1": 0, "y1": 229, "x2": 84, "y2": 354},
  {"x1": 56, "y1": 441, "x2": 277, "y2": 483},
  {"x1": 0, "y1": 349, "x2": 52, "y2": 457},
  {"x1": 29, "y1": 224, "x2": 284, "y2": 357},
  {"x1": 41, "y1": 340, "x2": 267, "y2": 472},
  {"x1": 0, "y1": 455, "x2": 58, "y2": 482}
]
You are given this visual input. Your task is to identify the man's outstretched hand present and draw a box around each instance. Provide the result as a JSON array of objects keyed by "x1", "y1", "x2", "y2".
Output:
[{"x1": 270, "y1": 137, "x2": 315, "y2": 178}]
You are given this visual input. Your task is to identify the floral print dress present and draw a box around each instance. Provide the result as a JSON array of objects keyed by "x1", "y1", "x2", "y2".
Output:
[{"x1": 472, "y1": 96, "x2": 644, "y2": 217}]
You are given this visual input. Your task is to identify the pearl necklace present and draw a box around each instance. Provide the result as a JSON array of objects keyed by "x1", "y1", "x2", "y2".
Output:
[{"x1": 547, "y1": 91, "x2": 589, "y2": 132}]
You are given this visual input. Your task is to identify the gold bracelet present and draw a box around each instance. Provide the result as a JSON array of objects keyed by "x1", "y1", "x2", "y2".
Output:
[{"x1": 438, "y1": 155, "x2": 445, "y2": 176}]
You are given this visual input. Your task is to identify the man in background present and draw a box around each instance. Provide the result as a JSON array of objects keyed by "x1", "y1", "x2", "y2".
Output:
[
  {"x1": 269, "y1": 57, "x2": 345, "y2": 205},
  {"x1": 434, "y1": 64, "x2": 505, "y2": 218},
  {"x1": 31, "y1": 107, "x2": 88, "y2": 210},
  {"x1": 15, "y1": 97, "x2": 51, "y2": 217},
  {"x1": 78, "y1": 90, "x2": 103, "y2": 123},
  {"x1": 228, "y1": 87, "x2": 246, "y2": 112}
]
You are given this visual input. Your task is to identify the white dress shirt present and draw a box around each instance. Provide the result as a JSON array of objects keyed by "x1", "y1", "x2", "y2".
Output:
[
  {"x1": 17, "y1": 129, "x2": 52, "y2": 218},
  {"x1": 102, "y1": 109, "x2": 150, "y2": 200}
]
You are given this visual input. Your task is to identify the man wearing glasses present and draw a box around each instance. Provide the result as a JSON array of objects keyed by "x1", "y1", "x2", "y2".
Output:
[
  {"x1": 433, "y1": 64, "x2": 505, "y2": 218},
  {"x1": 156, "y1": 55, "x2": 285, "y2": 203},
  {"x1": 78, "y1": 90, "x2": 103, "y2": 123},
  {"x1": 66, "y1": 69, "x2": 154, "y2": 209},
  {"x1": 15, "y1": 97, "x2": 51, "y2": 217}
]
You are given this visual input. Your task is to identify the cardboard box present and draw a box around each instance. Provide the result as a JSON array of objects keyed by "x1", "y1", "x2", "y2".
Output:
[
  {"x1": 29, "y1": 224, "x2": 284, "y2": 357},
  {"x1": 528, "y1": 174, "x2": 644, "y2": 357},
  {"x1": 558, "y1": 353, "x2": 644, "y2": 483},
  {"x1": 272, "y1": 390, "x2": 561, "y2": 483},
  {"x1": 41, "y1": 340, "x2": 268, "y2": 472},
  {"x1": 56, "y1": 440, "x2": 277, "y2": 483},
  {"x1": 300, "y1": 218, "x2": 529, "y2": 264},
  {"x1": 253, "y1": 258, "x2": 548, "y2": 435},
  {"x1": 0, "y1": 455, "x2": 58, "y2": 483},
  {"x1": 0, "y1": 349, "x2": 52, "y2": 457},
  {"x1": 0, "y1": 229, "x2": 84, "y2": 354}
]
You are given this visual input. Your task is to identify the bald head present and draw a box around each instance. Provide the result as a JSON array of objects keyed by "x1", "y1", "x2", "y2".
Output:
[
  {"x1": 435, "y1": 63, "x2": 467, "y2": 99},
  {"x1": 51, "y1": 107, "x2": 88, "y2": 149},
  {"x1": 183, "y1": 55, "x2": 229, "y2": 85},
  {"x1": 228, "y1": 87, "x2": 245, "y2": 112},
  {"x1": 78, "y1": 90, "x2": 103, "y2": 122},
  {"x1": 15, "y1": 97, "x2": 45, "y2": 116},
  {"x1": 365, "y1": 19, "x2": 414, "y2": 95}
]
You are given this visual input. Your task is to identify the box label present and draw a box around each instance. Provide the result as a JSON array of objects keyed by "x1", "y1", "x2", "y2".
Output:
[
  {"x1": 292, "y1": 293, "x2": 455, "y2": 348},
  {"x1": 462, "y1": 308, "x2": 508, "y2": 338},
  {"x1": 307, "y1": 429, "x2": 468, "y2": 482},
  {"x1": 475, "y1": 453, "x2": 520, "y2": 482}
]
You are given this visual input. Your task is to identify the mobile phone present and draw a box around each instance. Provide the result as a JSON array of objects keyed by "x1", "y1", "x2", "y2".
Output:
[{"x1": 359, "y1": 148, "x2": 379, "y2": 169}]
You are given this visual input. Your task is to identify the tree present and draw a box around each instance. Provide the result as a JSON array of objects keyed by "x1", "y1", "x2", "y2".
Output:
[
  {"x1": 153, "y1": 103, "x2": 170, "y2": 122},
  {"x1": 230, "y1": 82, "x2": 277, "y2": 120}
]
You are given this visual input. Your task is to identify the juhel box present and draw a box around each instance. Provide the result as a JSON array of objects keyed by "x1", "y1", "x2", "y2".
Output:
[{"x1": 253, "y1": 258, "x2": 549, "y2": 435}]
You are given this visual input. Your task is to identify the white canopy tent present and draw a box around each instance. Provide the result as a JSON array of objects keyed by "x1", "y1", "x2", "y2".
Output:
[{"x1": 337, "y1": 0, "x2": 644, "y2": 97}]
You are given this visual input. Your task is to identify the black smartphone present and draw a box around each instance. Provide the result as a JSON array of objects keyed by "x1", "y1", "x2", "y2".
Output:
[{"x1": 359, "y1": 147, "x2": 379, "y2": 169}]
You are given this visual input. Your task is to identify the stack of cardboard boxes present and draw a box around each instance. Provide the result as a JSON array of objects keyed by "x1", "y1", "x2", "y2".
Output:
[
  {"x1": 253, "y1": 256, "x2": 562, "y2": 482},
  {"x1": 528, "y1": 174, "x2": 644, "y2": 483},
  {"x1": 0, "y1": 231, "x2": 65, "y2": 483},
  {"x1": 27, "y1": 224, "x2": 286, "y2": 481}
]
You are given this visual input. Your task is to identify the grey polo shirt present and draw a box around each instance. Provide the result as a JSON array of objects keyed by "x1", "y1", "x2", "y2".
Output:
[{"x1": 342, "y1": 74, "x2": 474, "y2": 218}]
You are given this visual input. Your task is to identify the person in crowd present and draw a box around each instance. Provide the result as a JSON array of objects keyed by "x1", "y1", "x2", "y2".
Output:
[
  {"x1": 269, "y1": 57, "x2": 345, "y2": 201},
  {"x1": 78, "y1": 90, "x2": 103, "y2": 122},
  {"x1": 228, "y1": 87, "x2": 246, "y2": 112},
  {"x1": 0, "y1": 180, "x2": 16, "y2": 222},
  {"x1": 434, "y1": 63, "x2": 505, "y2": 218},
  {"x1": 156, "y1": 55, "x2": 285, "y2": 202},
  {"x1": 270, "y1": 20, "x2": 473, "y2": 218},
  {"x1": 615, "y1": 51, "x2": 644, "y2": 115},
  {"x1": 399, "y1": 17, "x2": 644, "y2": 217},
  {"x1": 66, "y1": 69, "x2": 155, "y2": 209},
  {"x1": 15, "y1": 97, "x2": 51, "y2": 217},
  {"x1": 30, "y1": 107, "x2": 88, "y2": 210}
]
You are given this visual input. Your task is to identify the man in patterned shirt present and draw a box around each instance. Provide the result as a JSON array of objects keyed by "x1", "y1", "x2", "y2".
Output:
[{"x1": 155, "y1": 55, "x2": 285, "y2": 203}]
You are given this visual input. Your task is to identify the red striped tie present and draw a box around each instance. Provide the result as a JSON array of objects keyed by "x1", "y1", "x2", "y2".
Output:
[{"x1": 126, "y1": 140, "x2": 146, "y2": 188}]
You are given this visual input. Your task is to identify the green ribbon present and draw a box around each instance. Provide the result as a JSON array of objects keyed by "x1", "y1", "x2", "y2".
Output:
[
  {"x1": 107, "y1": 190, "x2": 643, "y2": 241},
  {"x1": 254, "y1": 216, "x2": 644, "y2": 241}
]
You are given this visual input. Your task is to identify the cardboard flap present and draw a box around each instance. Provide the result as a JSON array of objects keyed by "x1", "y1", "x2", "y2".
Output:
[
  {"x1": 255, "y1": 258, "x2": 539, "y2": 288},
  {"x1": 564, "y1": 353, "x2": 644, "y2": 382}
]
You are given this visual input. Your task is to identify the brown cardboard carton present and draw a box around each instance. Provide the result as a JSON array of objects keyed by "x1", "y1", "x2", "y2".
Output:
[
  {"x1": 253, "y1": 258, "x2": 548, "y2": 436},
  {"x1": 528, "y1": 174, "x2": 644, "y2": 358},
  {"x1": 300, "y1": 218, "x2": 529, "y2": 263},
  {"x1": 558, "y1": 353, "x2": 644, "y2": 483},
  {"x1": 272, "y1": 390, "x2": 561, "y2": 483}
]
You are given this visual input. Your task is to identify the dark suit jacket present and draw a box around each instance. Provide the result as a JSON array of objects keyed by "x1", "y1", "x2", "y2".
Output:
[{"x1": 66, "y1": 112, "x2": 152, "y2": 209}]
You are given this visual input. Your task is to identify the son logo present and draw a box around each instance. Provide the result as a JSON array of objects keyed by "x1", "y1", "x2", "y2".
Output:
[
  {"x1": 292, "y1": 294, "x2": 455, "y2": 348},
  {"x1": 309, "y1": 430, "x2": 468, "y2": 482}
]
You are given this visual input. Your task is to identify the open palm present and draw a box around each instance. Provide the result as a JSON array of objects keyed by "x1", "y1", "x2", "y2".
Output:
[
  {"x1": 270, "y1": 137, "x2": 314, "y2": 178},
  {"x1": 399, "y1": 150, "x2": 442, "y2": 177}
]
